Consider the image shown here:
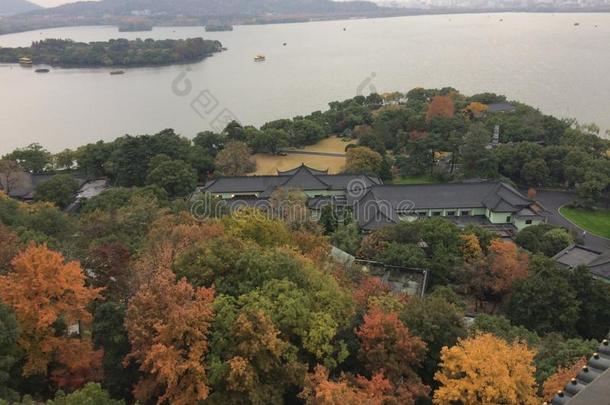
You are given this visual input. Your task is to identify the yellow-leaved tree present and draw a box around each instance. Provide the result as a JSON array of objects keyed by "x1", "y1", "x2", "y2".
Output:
[{"x1": 433, "y1": 333, "x2": 539, "y2": 405}]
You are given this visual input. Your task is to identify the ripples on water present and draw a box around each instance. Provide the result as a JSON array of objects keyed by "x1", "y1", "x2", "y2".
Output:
[{"x1": 1, "y1": 12, "x2": 609, "y2": 152}]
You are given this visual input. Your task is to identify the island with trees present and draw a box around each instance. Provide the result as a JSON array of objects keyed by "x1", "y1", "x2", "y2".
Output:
[
  {"x1": 205, "y1": 23, "x2": 234, "y2": 32},
  {"x1": 117, "y1": 18, "x2": 154, "y2": 32},
  {"x1": 0, "y1": 37, "x2": 223, "y2": 68},
  {"x1": 0, "y1": 87, "x2": 609, "y2": 404}
]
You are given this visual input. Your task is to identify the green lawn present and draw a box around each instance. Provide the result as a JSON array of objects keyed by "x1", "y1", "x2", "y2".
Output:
[
  {"x1": 559, "y1": 207, "x2": 610, "y2": 239},
  {"x1": 391, "y1": 175, "x2": 440, "y2": 185}
]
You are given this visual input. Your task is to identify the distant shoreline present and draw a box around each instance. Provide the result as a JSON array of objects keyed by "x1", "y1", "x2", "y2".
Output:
[{"x1": 1, "y1": 9, "x2": 610, "y2": 37}]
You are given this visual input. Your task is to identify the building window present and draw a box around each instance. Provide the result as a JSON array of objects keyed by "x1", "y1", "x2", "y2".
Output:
[
  {"x1": 525, "y1": 219, "x2": 533, "y2": 225},
  {"x1": 506, "y1": 215, "x2": 512, "y2": 223},
  {"x1": 417, "y1": 211, "x2": 428, "y2": 216},
  {"x1": 447, "y1": 211, "x2": 456, "y2": 216},
  {"x1": 460, "y1": 210, "x2": 470, "y2": 216},
  {"x1": 432, "y1": 211, "x2": 442, "y2": 216}
]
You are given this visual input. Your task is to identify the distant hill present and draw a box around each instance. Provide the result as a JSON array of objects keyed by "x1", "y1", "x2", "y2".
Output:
[
  {"x1": 30, "y1": 0, "x2": 380, "y2": 17},
  {"x1": 0, "y1": 0, "x2": 395, "y2": 35},
  {"x1": 0, "y1": 0, "x2": 41, "y2": 16}
]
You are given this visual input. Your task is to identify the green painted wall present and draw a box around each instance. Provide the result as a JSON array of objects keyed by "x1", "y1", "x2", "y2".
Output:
[
  {"x1": 514, "y1": 217, "x2": 544, "y2": 231},
  {"x1": 487, "y1": 210, "x2": 512, "y2": 224}
]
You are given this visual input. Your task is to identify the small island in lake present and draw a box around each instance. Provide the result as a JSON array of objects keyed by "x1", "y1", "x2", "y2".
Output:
[
  {"x1": 0, "y1": 37, "x2": 223, "y2": 68},
  {"x1": 118, "y1": 18, "x2": 154, "y2": 32},
  {"x1": 205, "y1": 24, "x2": 234, "y2": 32}
]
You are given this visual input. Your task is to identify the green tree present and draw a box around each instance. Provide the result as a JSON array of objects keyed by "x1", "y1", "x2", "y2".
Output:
[
  {"x1": 318, "y1": 205, "x2": 338, "y2": 234},
  {"x1": 401, "y1": 294, "x2": 467, "y2": 385},
  {"x1": 505, "y1": 257, "x2": 580, "y2": 335},
  {"x1": 330, "y1": 222, "x2": 361, "y2": 255},
  {"x1": 54, "y1": 149, "x2": 75, "y2": 170},
  {"x1": 224, "y1": 120, "x2": 246, "y2": 142},
  {"x1": 344, "y1": 146, "x2": 383, "y2": 176},
  {"x1": 248, "y1": 128, "x2": 288, "y2": 154},
  {"x1": 34, "y1": 174, "x2": 80, "y2": 209},
  {"x1": 193, "y1": 131, "x2": 225, "y2": 157},
  {"x1": 535, "y1": 333, "x2": 598, "y2": 384},
  {"x1": 146, "y1": 159, "x2": 197, "y2": 197},
  {"x1": 290, "y1": 119, "x2": 326, "y2": 146},
  {"x1": 461, "y1": 123, "x2": 497, "y2": 178},
  {"x1": 186, "y1": 145, "x2": 215, "y2": 182},
  {"x1": 92, "y1": 302, "x2": 137, "y2": 401},
  {"x1": 214, "y1": 141, "x2": 255, "y2": 176},
  {"x1": 375, "y1": 242, "x2": 428, "y2": 269},
  {"x1": 0, "y1": 301, "x2": 21, "y2": 402},
  {"x1": 471, "y1": 314, "x2": 540, "y2": 347},
  {"x1": 75, "y1": 141, "x2": 113, "y2": 178},
  {"x1": 47, "y1": 383, "x2": 125, "y2": 405},
  {"x1": 567, "y1": 266, "x2": 610, "y2": 339},
  {"x1": 5, "y1": 143, "x2": 51, "y2": 173},
  {"x1": 521, "y1": 158, "x2": 550, "y2": 187},
  {"x1": 540, "y1": 228, "x2": 573, "y2": 257}
]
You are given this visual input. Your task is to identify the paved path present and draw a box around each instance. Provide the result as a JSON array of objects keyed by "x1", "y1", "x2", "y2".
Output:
[{"x1": 534, "y1": 190, "x2": 610, "y2": 252}]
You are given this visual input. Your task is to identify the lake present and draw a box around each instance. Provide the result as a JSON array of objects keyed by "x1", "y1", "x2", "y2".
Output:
[{"x1": 1, "y1": 12, "x2": 610, "y2": 153}]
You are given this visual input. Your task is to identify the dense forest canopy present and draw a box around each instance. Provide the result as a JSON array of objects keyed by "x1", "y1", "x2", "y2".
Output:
[
  {"x1": 0, "y1": 87, "x2": 609, "y2": 404},
  {"x1": 0, "y1": 37, "x2": 223, "y2": 67}
]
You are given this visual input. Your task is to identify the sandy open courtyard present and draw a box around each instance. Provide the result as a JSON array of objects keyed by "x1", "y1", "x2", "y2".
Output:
[{"x1": 252, "y1": 136, "x2": 355, "y2": 175}]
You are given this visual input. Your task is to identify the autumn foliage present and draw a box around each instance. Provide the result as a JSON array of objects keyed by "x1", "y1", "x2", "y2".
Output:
[
  {"x1": 356, "y1": 306, "x2": 429, "y2": 402},
  {"x1": 465, "y1": 101, "x2": 488, "y2": 117},
  {"x1": 353, "y1": 276, "x2": 392, "y2": 309},
  {"x1": 0, "y1": 244, "x2": 102, "y2": 387},
  {"x1": 542, "y1": 357, "x2": 587, "y2": 402},
  {"x1": 426, "y1": 95, "x2": 455, "y2": 121},
  {"x1": 300, "y1": 365, "x2": 418, "y2": 405},
  {"x1": 459, "y1": 233, "x2": 483, "y2": 263},
  {"x1": 124, "y1": 266, "x2": 214, "y2": 405},
  {"x1": 0, "y1": 222, "x2": 20, "y2": 274},
  {"x1": 433, "y1": 333, "x2": 538, "y2": 405},
  {"x1": 467, "y1": 239, "x2": 529, "y2": 306},
  {"x1": 223, "y1": 310, "x2": 305, "y2": 403}
]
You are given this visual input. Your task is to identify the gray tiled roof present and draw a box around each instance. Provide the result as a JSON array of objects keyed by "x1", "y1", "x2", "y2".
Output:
[
  {"x1": 588, "y1": 251, "x2": 610, "y2": 281},
  {"x1": 278, "y1": 165, "x2": 331, "y2": 190},
  {"x1": 359, "y1": 181, "x2": 531, "y2": 211},
  {"x1": 553, "y1": 245, "x2": 610, "y2": 282},
  {"x1": 353, "y1": 181, "x2": 538, "y2": 231},
  {"x1": 277, "y1": 164, "x2": 328, "y2": 176},
  {"x1": 202, "y1": 164, "x2": 382, "y2": 194},
  {"x1": 550, "y1": 336, "x2": 610, "y2": 405},
  {"x1": 1, "y1": 173, "x2": 87, "y2": 200},
  {"x1": 487, "y1": 102, "x2": 516, "y2": 113}
]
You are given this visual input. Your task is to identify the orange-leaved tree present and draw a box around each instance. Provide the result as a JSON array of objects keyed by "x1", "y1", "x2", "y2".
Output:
[
  {"x1": 465, "y1": 101, "x2": 488, "y2": 117},
  {"x1": 124, "y1": 266, "x2": 214, "y2": 405},
  {"x1": 542, "y1": 357, "x2": 588, "y2": 402},
  {"x1": 356, "y1": 305, "x2": 429, "y2": 404},
  {"x1": 433, "y1": 333, "x2": 539, "y2": 405},
  {"x1": 0, "y1": 244, "x2": 103, "y2": 387},
  {"x1": 299, "y1": 364, "x2": 415, "y2": 405},
  {"x1": 0, "y1": 223, "x2": 20, "y2": 274},
  {"x1": 426, "y1": 95, "x2": 455, "y2": 121},
  {"x1": 487, "y1": 239, "x2": 529, "y2": 297},
  {"x1": 468, "y1": 239, "x2": 529, "y2": 308}
]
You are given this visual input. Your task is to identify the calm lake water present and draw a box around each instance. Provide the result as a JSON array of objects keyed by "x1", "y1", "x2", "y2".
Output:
[{"x1": 1, "y1": 13, "x2": 610, "y2": 153}]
